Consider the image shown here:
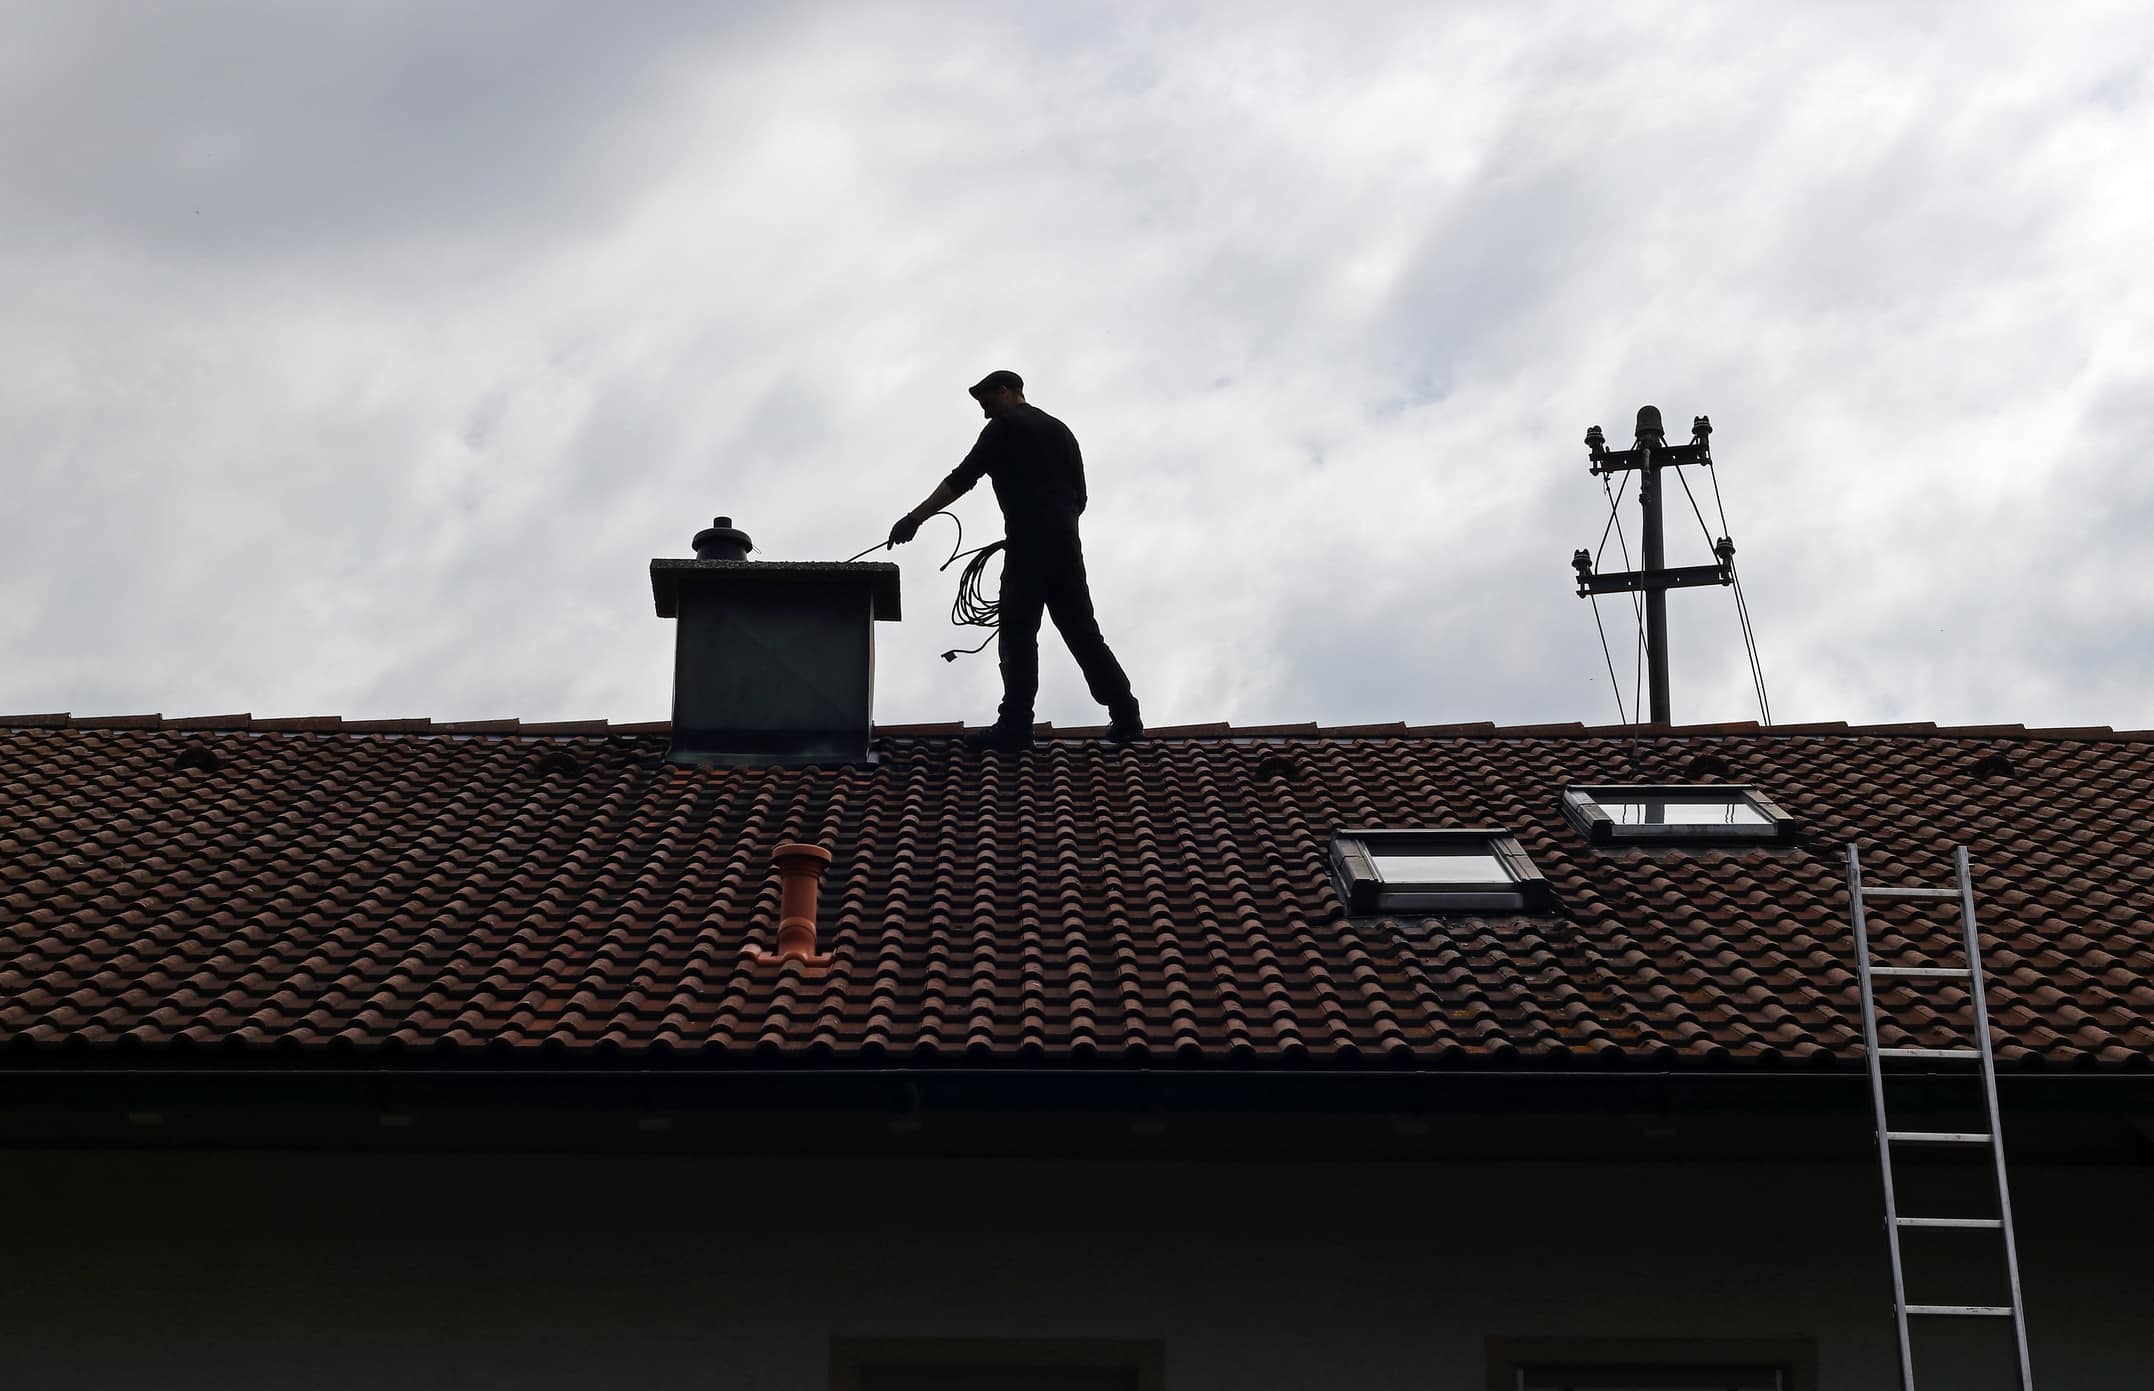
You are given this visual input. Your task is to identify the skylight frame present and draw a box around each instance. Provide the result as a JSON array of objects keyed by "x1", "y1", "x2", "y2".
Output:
[
  {"x1": 1560, "y1": 784, "x2": 1799, "y2": 847},
  {"x1": 1329, "y1": 826, "x2": 1554, "y2": 914}
]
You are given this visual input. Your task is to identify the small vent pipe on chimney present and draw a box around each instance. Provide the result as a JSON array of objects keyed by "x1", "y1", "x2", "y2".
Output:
[{"x1": 693, "y1": 517, "x2": 752, "y2": 562}]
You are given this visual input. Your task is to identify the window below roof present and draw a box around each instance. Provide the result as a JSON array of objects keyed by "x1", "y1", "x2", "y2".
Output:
[
  {"x1": 1561, "y1": 784, "x2": 1798, "y2": 847},
  {"x1": 1330, "y1": 827, "x2": 1553, "y2": 914},
  {"x1": 831, "y1": 1339, "x2": 1162, "y2": 1391},
  {"x1": 1489, "y1": 1337, "x2": 1813, "y2": 1391},
  {"x1": 1518, "y1": 1369, "x2": 1785, "y2": 1390}
]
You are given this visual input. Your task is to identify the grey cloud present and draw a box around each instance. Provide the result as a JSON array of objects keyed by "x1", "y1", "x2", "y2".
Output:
[{"x1": 1, "y1": 2, "x2": 780, "y2": 261}]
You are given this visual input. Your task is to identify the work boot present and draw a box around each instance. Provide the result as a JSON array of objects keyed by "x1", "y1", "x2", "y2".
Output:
[
  {"x1": 964, "y1": 721, "x2": 1035, "y2": 751},
  {"x1": 1106, "y1": 707, "x2": 1145, "y2": 743}
]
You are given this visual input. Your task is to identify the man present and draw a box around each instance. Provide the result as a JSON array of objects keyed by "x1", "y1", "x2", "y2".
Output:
[{"x1": 889, "y1": 370, "x2": 1143, "y2": 748}]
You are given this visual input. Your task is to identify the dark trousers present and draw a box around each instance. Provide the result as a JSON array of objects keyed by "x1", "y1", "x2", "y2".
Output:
[{"x1": 996, "y1": 532, "x2": 1137, "y2": 726}]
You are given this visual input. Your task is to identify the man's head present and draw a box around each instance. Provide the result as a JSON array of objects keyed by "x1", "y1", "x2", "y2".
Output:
[{"x1": 968, "y1": 369, "x2": 1025, "y2": 418}]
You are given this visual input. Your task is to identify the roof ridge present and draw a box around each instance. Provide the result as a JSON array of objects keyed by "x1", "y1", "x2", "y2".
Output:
[{"x1": 3, "y1": 713, "x2": 2148, "y2": 741}]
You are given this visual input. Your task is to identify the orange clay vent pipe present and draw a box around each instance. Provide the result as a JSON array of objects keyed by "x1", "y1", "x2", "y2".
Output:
[{"x1": 749, "y1": 843, "x2": 834, "y2": 967}]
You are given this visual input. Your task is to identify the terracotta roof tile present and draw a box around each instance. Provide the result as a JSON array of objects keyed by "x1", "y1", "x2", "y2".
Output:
[{"x1": 2, "y1": 719, "x2": 2151, "y2": 1071}]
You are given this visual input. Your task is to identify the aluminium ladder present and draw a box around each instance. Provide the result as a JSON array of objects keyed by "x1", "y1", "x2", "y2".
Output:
[{"x1": 1846, "y1": 844, "x2": 2034, "y2": 1391}]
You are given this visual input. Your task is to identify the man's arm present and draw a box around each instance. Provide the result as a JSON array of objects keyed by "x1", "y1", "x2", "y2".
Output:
[
  {"x1": 907, "y1": 480, "x2": 963, "y2": 524},
  {"x1": 889, "y1": 421, "x2": 1000, "y2": 546},
  {"x1": 888, "y1": 480, "x2": 960, "y2": 547}
]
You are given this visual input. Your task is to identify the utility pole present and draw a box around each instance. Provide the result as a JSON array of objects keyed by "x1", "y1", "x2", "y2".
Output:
[
  {"x1": 1637, "y1": 407, "x2": 1673, "y2": 724},
  {"x1": 1571, "y1": 405, "x2": 1736, "y2": 726}
]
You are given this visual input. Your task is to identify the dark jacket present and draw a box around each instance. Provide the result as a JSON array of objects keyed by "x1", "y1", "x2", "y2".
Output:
[{"x1": 942, "y1": 403, "x2": 1087, "y2": 543}]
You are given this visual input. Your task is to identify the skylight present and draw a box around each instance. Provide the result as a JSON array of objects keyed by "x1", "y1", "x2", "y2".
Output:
[
  {"x1": 1561, "y1": 785, "x2": 1798, "y2": 846},
  {"x1": 1603, "y1": 796, "x2": 1768, "y2": 827},
  {"x1": 1330, "y1": 828, "x2": 1553, "y2": 914},
  {"x1": 1373, "y1": 850, "x2": 1509, "y2": 884}
]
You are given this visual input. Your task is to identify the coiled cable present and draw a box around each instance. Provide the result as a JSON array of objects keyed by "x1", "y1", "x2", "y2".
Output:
[{"x1": 845, "y1": 512, "x2": 1005, "y2": 662}]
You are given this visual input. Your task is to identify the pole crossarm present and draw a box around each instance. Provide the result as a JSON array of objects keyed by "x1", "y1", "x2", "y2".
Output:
[
  {"x1": 1573, "y1": 560, "x2": 1732, "y2": 597},
  {"x1": 1590, "y1": 441, "x2": 1712, "y2": 473}
]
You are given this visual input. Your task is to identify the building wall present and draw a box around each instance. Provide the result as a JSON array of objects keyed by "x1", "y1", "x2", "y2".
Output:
[{"x1": 5, "y1": 1148, "x2": 2146, "y2": 1390}]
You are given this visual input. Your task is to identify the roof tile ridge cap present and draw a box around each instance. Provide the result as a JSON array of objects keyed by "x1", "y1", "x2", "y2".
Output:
[
  {"x1": 1647, "y1": 720, "x2": 1762, "y2": 735},
  {"x1": 164, "y1": 714, "x2": 254, "y2": 730},
  {"x1": 0, "y1": 712, "x2": 75, "y2": 728},
  {"x1": 68, "y1": 713, "x2": 165, "y2": 729},
  {"x1": 246, "y1": 716, "x2": 346, "y2": 731},
  {"x1": 1801, "y1": 721, "x2": 2153, "y2": 741},
  {"x1": 1555, "y1": 719, "x2": 1762, "y2": 736}
]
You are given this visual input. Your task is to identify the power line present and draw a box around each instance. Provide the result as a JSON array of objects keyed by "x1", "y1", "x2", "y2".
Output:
[
  {"x1": 1695, "y1": 448, "x2": 1774, "y2": 726},
  {"x1": 1596, "y1": 472, "x2": 1647, "y2": 729},
  {"x1": 1588, "y1": 593, "x2": 1630, "y2": 726},
  {"x1": 1674, "y1": 463, "x2": 1718, "y2": 552}
]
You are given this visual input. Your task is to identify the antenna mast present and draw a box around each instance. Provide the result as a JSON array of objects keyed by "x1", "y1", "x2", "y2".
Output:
[{"x1": 1570, "y1": 406, "x2": 1737, "y2": 725}]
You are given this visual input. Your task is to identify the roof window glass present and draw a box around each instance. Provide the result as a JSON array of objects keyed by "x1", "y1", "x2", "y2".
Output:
[
  {"x1": 1374, "y1": 850, "x2": 1509, "y2": 883},
  {"x1": 1331, "y1": 828, "x2": 1553, "y2": 915},
  {"x1": 1562, "y1": 784, "x2": 1797, "y2": 846},
  {"x1": 1600, "y1": 796, "x2": 1770, "y2": 827}
]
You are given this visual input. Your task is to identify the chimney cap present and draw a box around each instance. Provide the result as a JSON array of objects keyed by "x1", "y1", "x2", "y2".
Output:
[
  {"x1": 693, "y1": 517, "x2": 754, "y2": 562},
  {"x1": 649, "y1": 558, "x2": 902, "y2": 620}
]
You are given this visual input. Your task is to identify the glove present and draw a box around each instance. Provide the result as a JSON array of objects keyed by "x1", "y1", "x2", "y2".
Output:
[{"x1": 888, "y1": 514, "x2": 921, "y2": 548}]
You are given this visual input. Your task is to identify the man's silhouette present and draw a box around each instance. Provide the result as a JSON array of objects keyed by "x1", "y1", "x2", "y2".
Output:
[{"x1": 890, "y1": 370, "x2": 1143, "y2": 748}]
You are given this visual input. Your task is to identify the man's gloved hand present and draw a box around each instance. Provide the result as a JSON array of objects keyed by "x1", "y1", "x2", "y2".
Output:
[{"x1": 887, "y1": 514, "x2": 922, "y2": 548}]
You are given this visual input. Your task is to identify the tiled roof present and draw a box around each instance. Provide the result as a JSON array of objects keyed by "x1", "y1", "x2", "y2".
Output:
[{"x1": 3, "y1": 714, "x2": 2152, "y2": 1071}]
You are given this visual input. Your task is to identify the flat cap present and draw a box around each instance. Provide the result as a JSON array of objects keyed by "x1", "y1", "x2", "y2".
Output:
[{"x1": 968, "y1": 369, "x2": 1024, "y2": 398}]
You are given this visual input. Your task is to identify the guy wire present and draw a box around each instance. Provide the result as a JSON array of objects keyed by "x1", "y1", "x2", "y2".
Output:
[
  {"x1": 1598, "y1": 472, "x2": 1647, "y2": 732},
  {"x1": 1692, "y1": 453, "x2": 1775, "y2": 726}
]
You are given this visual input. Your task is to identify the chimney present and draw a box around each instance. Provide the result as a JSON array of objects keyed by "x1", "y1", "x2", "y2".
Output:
[{"x1": 651, "y1": 517, "x2": 901, "y2": 766}]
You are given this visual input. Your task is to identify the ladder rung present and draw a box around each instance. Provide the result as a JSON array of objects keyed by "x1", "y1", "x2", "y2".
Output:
[
  {"x1": 1869, "y1": 966, "x2": 1972, "y2": 979},
  {"x1": 1906, "y1": 1304, "x2": 2015, "y2": 1317},
  {"x1": 1887, "y1": 1130, "x2": 1992, "y2": 1145},
  {"x1": 1897, "y1": 1217, "x2": 2004, "y2": 1229},
  {"x1": 1862, "y1": 887, "x2": 1960, "y2": 900},
  {"x1": 1878, "y1": 1047, "x2": 1980, "y2": 1059}
]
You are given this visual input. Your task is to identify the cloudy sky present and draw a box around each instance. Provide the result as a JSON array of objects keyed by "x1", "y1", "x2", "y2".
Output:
[{"x1": 4, "y1": 1, "x2": 2151, "y2": 731}]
